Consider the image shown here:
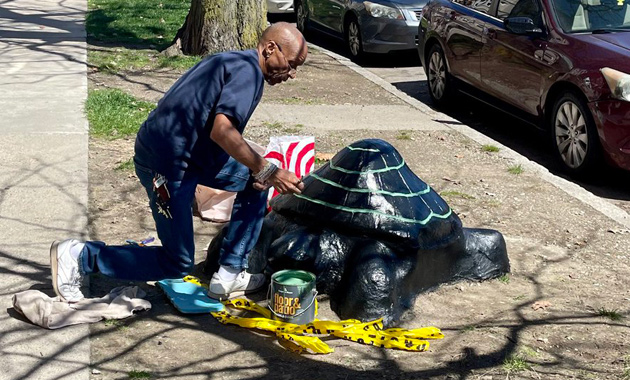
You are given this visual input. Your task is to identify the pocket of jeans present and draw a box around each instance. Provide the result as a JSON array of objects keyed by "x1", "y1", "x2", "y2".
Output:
[
  {"x1": 134, "y1": 158, "x2": 154, "y2": 175},
  {"x1": 133, "y1": 158, "x2": 157, "y2": 194}
]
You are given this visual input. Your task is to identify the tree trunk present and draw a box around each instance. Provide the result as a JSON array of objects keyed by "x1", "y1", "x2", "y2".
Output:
[{"x1": 164, "y1": 0, "x2": 267, "y2": 57}]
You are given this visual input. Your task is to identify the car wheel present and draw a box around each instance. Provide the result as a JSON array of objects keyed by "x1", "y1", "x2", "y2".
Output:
[
  {"x1": 346, "y1": 17, "x2": 364, "y2": 61},
  {"x1": 426, "y1": 44, "x2": 452, "y2": 107},
  {"x1": 296, "y1": 1, "x2": 309, "y2": 35},
  {"x1": 550, "y1": 92, "x2": 601, "y2": 175}
]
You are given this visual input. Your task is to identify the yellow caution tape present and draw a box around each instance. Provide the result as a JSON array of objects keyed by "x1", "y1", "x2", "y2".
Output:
[
  {"x1": 183, "y1": 275, "x2": 206, "y2": 288},
  {"x1": 183, "y1": 276, "x2": 443, "y2": 354}
]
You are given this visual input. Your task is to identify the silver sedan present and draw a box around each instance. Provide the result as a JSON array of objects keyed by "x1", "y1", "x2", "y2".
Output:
[
  {"x1": 295, "y1": 0, "x2": 428, "y2": 60},
  {"x1": 267, "y1": 0, "x2": 294, "y2": 14}
]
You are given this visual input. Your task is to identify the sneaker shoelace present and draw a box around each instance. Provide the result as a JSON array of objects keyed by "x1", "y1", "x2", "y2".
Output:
[{"x1": 64, "y1": 268, "x2": 83, "y2": 295}]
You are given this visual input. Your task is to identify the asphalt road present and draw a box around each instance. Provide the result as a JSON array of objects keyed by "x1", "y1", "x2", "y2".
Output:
[{"x1": 268, "y1": 13, "x2": 629, "y2": 212}]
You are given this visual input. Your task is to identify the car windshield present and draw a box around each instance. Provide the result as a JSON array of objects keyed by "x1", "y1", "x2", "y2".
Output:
[{"x1": 550, "y1": 0, "x2": 630, "y2": 33}]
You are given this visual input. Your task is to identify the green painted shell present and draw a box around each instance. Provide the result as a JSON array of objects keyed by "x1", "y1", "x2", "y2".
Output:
[{"x1": 271, "y1": 139, "x2": 462, "y2": 248}]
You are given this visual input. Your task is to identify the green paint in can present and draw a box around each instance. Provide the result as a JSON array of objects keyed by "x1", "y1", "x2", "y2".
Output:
[{"x1": 268, "y1": 270, "x2": 317, "y2": 325}]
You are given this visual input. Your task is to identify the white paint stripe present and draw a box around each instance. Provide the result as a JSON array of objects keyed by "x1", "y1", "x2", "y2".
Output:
[{"x1": 309, "y1": 43, "x2": 630, "y2": 229}]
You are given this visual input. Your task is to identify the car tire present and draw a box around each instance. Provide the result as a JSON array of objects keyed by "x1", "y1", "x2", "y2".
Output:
[
  {"x1": 550, "y1": 92, "x2": 601, "y2": 176},
  {"x1": 295, "y1": 1, "x2": 309, "y2": 35},
  {"x1": 426, "y1": 43, "x2": 453, "y2": 107},
  {"x1": 345, "y1": 17, "x2": 364, "y2": 62}
]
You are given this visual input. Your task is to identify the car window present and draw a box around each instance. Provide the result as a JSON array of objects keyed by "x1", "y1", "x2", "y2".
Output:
[
  {"x1": 550, "y1": 0, "x2": 630, "y2": 32},
  {"x1": 454, "y1": 0, "x2": 493, "y2": 13},
  {"x1": 497, "y1": 0, "x2": 521, "y2": 18},
  {"x1": 498, "y1": 0, "x2": 544, "y2": 25}
]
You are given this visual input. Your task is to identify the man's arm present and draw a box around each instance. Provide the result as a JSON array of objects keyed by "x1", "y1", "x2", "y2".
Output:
[
  {"x1": 210, "y1": 114, "x2": 304, "y2": 194},
  {"x1": 210, "y1": 113, "x2": 267, "y2": 173}
]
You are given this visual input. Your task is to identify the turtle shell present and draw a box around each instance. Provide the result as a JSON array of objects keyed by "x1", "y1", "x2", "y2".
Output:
[{"x1": 270, "y1": 139, "x2": 462, "y2": 249}]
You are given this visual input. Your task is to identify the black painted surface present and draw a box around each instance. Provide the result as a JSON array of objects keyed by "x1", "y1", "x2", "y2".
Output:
[{"x1": 205, "y1": 139, "x2": 510, "y2": 326}]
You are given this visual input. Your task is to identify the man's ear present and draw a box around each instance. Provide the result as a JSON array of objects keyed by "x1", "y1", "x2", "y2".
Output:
[{"x1": 262, "y1": 41, "x2": 276, "y2": 58}]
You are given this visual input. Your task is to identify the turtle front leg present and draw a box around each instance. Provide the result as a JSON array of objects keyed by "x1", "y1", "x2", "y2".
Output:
[{"x1": 331, "y1": 240, "x2": 406, "y2": 327}]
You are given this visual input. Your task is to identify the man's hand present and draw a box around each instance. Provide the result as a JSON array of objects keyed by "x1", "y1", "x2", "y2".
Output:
[{"x1": 253, "y1": 168, "x2": 304, "y2": 194}]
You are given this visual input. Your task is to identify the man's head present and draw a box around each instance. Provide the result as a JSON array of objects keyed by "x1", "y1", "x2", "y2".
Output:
[{"x1": 257, "y1": 22, "x2": 308, "y2": 86}]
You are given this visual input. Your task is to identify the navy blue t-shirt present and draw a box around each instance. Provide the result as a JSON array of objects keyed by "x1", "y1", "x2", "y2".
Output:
[{"x1": 134, "y1": 49, "x2": 264, "y2": 182}]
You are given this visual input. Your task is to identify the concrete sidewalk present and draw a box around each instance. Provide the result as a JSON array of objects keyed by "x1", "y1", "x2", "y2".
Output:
[{"x1": 0, "y1": 1, "x2": 89, "y2": 379}]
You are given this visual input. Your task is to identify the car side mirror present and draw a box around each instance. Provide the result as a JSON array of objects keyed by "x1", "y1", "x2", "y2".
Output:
[{"x1": 504, "y1": 16, "x2": 544, "y2": 35}]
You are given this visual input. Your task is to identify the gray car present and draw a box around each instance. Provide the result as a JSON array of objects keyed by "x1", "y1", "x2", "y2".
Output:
[{"x1": 295, "y1": 0, "x2": 428, "y2": 60}]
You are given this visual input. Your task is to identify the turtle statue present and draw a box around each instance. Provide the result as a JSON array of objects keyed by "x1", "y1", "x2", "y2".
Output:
[{"x1": 205, "y1": 139, "x2": 510, "y2": 326}]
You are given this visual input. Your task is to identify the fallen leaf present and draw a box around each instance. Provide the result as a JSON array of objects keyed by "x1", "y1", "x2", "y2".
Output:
[
  {"x1": 532, "y1": 300, "x2": 552, "y2": 311},
  {"x1": 442, "y1": 177, "x2": 461, "y2": 184},
  {"x1": 315, "y1": 152, "x2": 335, "y2": 161},
  {"x1": 608, "y1": 228, "x2": 630, "y2": 234}
]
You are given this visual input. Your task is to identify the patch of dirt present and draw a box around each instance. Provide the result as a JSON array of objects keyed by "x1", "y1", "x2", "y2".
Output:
[
  {"x1": 89, "y1": 47, "x2": 405, "y2": 106},
  {"x1": 87, "y1": 50, "x2": 630, "y2": 380}
]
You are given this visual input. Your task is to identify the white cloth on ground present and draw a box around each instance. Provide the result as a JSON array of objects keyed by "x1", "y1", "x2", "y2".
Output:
[{"x1": 12, "y1": 286, "x2": 151, "y2": 329}]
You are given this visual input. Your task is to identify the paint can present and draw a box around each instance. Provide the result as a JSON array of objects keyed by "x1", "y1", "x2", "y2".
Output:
[{"x1": 268, "y1": 270, "x2": 317, "y2": 325}]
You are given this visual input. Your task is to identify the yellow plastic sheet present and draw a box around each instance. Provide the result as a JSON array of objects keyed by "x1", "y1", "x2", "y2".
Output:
[{"x1": 182, "y1": 276, "x2": 443, "y2": 354}]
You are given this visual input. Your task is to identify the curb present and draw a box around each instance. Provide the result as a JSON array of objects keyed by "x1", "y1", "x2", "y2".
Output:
[{"x1": 309, "y1": 42, "x2": 630, "y2": 229}]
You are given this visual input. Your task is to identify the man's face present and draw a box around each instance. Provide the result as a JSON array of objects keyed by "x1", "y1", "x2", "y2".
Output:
[{"x1": 263, "y1": 41, "x2": 301, "y2": 86}]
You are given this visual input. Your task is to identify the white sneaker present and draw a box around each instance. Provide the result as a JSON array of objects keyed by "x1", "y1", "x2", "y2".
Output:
[
  {"x1": 207, "y1": 271, "x2": 266, "y2": 301},
  {"x1": 50, "y1": 239, "x2": 85, "y2": 302}
]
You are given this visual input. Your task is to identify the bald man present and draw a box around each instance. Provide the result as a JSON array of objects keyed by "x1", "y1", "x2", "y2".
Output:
[{"x1": 50, "y1": 23, "x2": 308, "y2": 302}]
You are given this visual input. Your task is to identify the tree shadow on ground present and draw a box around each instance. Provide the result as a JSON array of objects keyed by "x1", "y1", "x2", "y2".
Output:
[{"x1": 79, "y1": 236, "x2": 628, "y2": 380}]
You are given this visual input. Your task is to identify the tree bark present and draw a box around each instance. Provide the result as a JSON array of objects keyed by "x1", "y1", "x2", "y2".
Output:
[{"x1": 164, "y1": 0, "x2": 267, "y2": 57}]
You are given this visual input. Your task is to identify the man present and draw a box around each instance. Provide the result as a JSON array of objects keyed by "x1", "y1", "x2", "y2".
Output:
[{"x1": 50, "y1": 22, "x2": 307, "y2": 302}]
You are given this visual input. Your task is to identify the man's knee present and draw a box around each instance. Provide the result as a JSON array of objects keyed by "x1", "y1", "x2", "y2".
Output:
[
  {"x1": 163, "y1": 247, "x2": 195, "y2": 278},
  {"x1": 168, "y1": 257, "x2": 195, "y2": 278}
]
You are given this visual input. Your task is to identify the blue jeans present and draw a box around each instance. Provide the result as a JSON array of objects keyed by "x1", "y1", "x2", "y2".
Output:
[{"x1": 80, "y1": 158, "x2": 269, "y2": 281}]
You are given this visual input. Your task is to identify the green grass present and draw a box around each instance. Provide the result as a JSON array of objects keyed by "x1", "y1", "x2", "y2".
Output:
[
  {"x1": 86, "y1": 0, "x2": 202, "y2": 73},
  {"x1": 281, "y1": 126, "x2": 305, "y2": 134},
  {"x1": 279, "y1": 97, "x2": 319, "y2": 105},
  {"x1": 482, "y1": 144, "x2": 500, "y2": 152},
  {"x1": 503, "y1": 354, "x2": 530, "y2": 373},
  {"x1": 86, "y1": 88, "x2": 155, "y2": 139},
  {"x1": 519, "y1": 346, "x2": 539, "y2": 358},
  {"x1": 461, "y1": 325, "x2": 476, "y2": 333},
  {"x1": 597, "y1": 308, "x2": 624, "y2": 321},
  {"x1": 104, "y1": 319, "x2": 124, "y2": 327},
  {"x1": 623, "y1": 356, "x2": 630, "y2": 380},
  {"x1": 128, "y1": 370, "x2": 151, "y2": 379},
  {"x1": 396, "y1": 131, "x2": 413, "y2": 140},
  {"x1": 115, "y1": 158, "x2": 135, "y2": 171},
  {"x1": 498, "y1": 274, "x2": 510, "y2": 284},
  {"x1": 440, "y1": 190, "x2": 475, "y2": 200},
  {"x1": 262, "y1": 121, "x2": 283, "y2": 129},
  {"x1": 87, "y1": 0, "x2": 190, "y2": 49},
  {"x1": 89, "y1": 48, "x2": 201, "y2": 73},
  {"x1": 507, "y1": 164, "x2": 524, "y2": 175}
]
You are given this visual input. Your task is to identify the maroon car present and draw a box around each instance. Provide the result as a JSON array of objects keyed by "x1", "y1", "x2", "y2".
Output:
[{"x1": 418, "y1": 0, "x2": 630, "y2": 175}]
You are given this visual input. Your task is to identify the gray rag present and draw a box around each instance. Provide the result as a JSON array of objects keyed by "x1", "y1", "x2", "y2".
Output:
[{"x1": 12, "y1": 286, "x2": 151, "y2": 329}]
